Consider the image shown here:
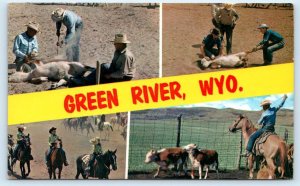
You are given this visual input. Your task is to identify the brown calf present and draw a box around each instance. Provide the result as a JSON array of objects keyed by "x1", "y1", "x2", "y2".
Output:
[
  {"x1": 145, "y1": 147, "x2": 189, "y2": 178},
  {"x1": 190, "y1": 148, "x2": 219, "y2": 179}
]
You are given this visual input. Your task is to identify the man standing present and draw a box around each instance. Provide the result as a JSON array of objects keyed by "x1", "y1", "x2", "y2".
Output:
[
  {"x1": 200, "y1": 28, "x2": 223, "y2": 60},
  {"x1": 251, "y1": 24, "x2": 285, "y2": 65},
  {"x1": 214, "y1": 3, "x2": 239, "y2": 54},
  {"x1": 13, "y1": 21, "x2": 39, "y2": 72},
  {"x1": 51, "y1": 8, "x2": 83, "y2": 62},
  {"x1": 246, "y1": 94, "x2": 288, "y2": 156}
]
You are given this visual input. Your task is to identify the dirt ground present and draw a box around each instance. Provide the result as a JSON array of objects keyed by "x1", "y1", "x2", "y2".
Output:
[
  {"x1": 7, "y1": 114, "x2": 127, "y2": 179},
  {"x1": 162, "y1": 4, "x2": 294, "y2": 76},
  {"x1": 128, "y1": 169, "x2": 249, "y2": 180},
  {"x1": 8, "y1": 3, "x2": 159, "y2": 95}
]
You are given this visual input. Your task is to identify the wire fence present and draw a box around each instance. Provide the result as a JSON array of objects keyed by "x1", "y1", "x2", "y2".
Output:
[{"x1": 128, "y1": 113, "x2": 294, "y2": 172}]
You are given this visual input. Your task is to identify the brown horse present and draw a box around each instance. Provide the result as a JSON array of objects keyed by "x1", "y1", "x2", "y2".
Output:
[
  {"x1": 228, "y1": 114, "x2": 290, "y2": 179},
  {"x1": 46, "y1": 142, "x2": 66, "y2": 179},
  {"x1": 11, "y1": 134, "x2": 32, "y2": 179}
]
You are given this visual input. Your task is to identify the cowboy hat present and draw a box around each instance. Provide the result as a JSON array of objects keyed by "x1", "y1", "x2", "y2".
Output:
[
  {"x1": 257, "y1": 24, "x2": 269, "y2": 29},
  {"x1": 111, "y1": 33, "x2": 131, "y2": 44},
  {"x1": 17, "y1": 125, "x2": 27, "y2": 130},
  {"x1": 25, "y1": 21, "x2": 40, "y2": 32},
  {"x1": 260, "y1": 100, "x2": 271, "y2": 106},
  {"x1": 49, "y1": 127, "x2": 57, "y2": 134},
  {"x1": 89, "y1": 137, "x2": 101, "y2": 144},
  {"x1": 224, "y1": 3, "x2": 234, "y2": 9},
  {"x1": 51, "y1": 8, "x2": 65, "y2": 22}
]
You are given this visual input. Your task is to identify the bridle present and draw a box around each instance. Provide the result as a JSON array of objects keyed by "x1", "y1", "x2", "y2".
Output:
[{"x1": 232, "y1": 116, "x2": 254, "y2": 132}]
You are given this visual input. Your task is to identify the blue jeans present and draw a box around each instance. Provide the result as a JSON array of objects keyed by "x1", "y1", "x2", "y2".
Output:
[
  {"x1": 220, "y1": 24, "x2": 233, "y2": 54},
  {"x1": 263, "y1": 40, "x2": 285, "y2": 65},
  {"x1": 246, "y1": 125, "x2": 275, "y2": 152},
  {"x1": 204, "y1": 48, "x2": 219, "y2": 58}
]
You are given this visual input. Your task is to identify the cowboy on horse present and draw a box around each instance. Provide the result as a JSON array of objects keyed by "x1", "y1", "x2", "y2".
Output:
[
  {"x1": 46, "y1": 127, "x2": 69, "y2": 168},
  {"x1": 246, "y1": 94, "x2": 288, "y2": 156},
  {"x1": 85, "y1": 137, "x2": 103, "y2": 176},
  {"x1": 11, "y1": 125, "x2": 33, "y2": 165}
]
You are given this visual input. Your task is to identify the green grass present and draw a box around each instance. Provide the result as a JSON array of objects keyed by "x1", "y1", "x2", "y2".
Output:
[{"x1": 128, "y1": 119, "x2": 294, "y2": 172}]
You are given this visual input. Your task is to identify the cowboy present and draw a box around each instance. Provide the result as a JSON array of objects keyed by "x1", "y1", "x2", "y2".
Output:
[
  {"x1": 13, "y1": 21, "x2": 40, "y2": 72},
  {"x1": 86, "y1": 137, "x2": 103, "y2": 176},
  {"x1": 46, "y1": 127, "x2": 69, "y2": 167},
  {"x1": 11, "y1": 125, "x2": 29, "y2": 164},
  {"x1": 68, "y1": 34, "x2": 136, "y2": 86},
  {"x1": 51, "y1": 8, "x2": 83, "y2": 62},
  {"x1": 200, "y1": 28, "x2": 223, "y2": 60},
  {"x1": 214, "y1": 3, "x2": 239, "y2": 54},
  {"x1": 246, "y1": 94, "x2": 288, "y2": 156},
  {"x1": 251, "y1": 24, "x2": 285, "y2": 65}
]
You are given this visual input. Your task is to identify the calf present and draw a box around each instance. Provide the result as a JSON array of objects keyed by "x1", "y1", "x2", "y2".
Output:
[
  {"x1": 8, "y1": 60, "x2": 93, "y2": 89},
  {"x1": 144, "y1": 147, "x2": 189, "y2": 178},
  {"x1": 201, "y1": 52, "x2": 249, "y2": 69},
  {"x1": 189, "y1": 148, "x2": 219, "y2": 179}
]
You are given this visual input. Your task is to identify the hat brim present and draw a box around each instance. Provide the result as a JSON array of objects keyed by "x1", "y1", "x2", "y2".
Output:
[
  {"x1": 111, "y1": 40, "x2": 131, "y2": 44},
  {"x1": 26, "y1": 25, "x2": 40, "y2": 32},
  {"x1": 257, "y1": 26, "x2": 269, "y2": 29}
]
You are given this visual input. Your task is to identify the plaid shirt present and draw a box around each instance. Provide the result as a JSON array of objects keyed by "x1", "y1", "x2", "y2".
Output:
[{"x1": 13, "y1": 32, "x2": 38, "y2": 60}]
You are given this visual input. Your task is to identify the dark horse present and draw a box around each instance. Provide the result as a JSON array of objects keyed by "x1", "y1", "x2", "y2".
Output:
[
  {"x1": 45, "y1": 141, "x2": 66, "y2": 179},
  {"x1": 75, "y1": 149, "x2": 117, "y2": 179},
  {"x1": 11, "y1": 134, "x2": 32, "y2": 179}
]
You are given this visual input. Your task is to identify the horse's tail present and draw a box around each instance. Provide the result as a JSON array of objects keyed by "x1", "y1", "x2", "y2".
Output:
[
  {"x1": 278, "y1": 141, "x2": 291, "y2": 178},
  {"x1": 8, "y1": 72, "x2": 31, "y2": 82}
]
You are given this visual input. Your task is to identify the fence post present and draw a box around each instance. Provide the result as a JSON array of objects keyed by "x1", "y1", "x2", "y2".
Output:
[
  {"x1": 237, "y1": 131, "x2": 243, "y2": 170},
  {"x1": 176, "y1": 114, "x2": 183, "y2": 147},
  {"x1": 284, "y1": 128, "x2": 289, "y2": 143}
]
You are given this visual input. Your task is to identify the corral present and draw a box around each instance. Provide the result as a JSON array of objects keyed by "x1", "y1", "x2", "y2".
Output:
[{"x1": 128, "y1": 108, "x2": 293, "y2": 179}]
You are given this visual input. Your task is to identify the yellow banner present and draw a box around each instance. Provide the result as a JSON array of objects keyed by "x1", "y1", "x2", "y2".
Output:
[{"x1": 8, "y1": 63, "x2": 293, "y2": 125}]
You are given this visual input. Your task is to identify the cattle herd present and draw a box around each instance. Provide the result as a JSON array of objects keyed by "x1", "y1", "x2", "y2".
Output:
[{"x1": 144, "y1": 142, "x2": 293, "y2": 179}]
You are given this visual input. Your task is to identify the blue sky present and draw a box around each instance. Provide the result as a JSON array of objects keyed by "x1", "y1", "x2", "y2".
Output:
[{"x1": 179, "y1": 93, "x2": 294, "y2": 111}]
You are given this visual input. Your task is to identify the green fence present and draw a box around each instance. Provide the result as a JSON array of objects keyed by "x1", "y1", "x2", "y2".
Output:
[{"x1": 128, "y1": 115, "x2": 294, "y2": 172}]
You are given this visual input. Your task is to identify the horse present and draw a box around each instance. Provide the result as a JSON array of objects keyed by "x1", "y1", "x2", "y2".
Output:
[
  {"x1": 120, "y1": 115, "x2": 128, "y2": 127},
  {"x1": 45, "y1": 141, "x2": 66, "y2": 179},
  {"x1": 95, "y1": 118, "x2": 114, "y2": 141},
  {"x1": 75, "y1": 149, "x2": 117, "y2": 179},
  {"x1": 78, "y1": 117, "x2": 95, "y2": 136},
  {"x1": 66, "y1": 118, "x2": 79, "y2": 132},
  {"x1": 8, "y1": 134, "x2": 14, "y2": 172},
  {"x1": 120, "y1": 125, "x2": 127, "y2": 141},
  {"x1": 228, "y1": 114, "x2": 290, "y2": 179},
  {"x1": 11, "y1": 134, "x2": 32, "y2": 179}
]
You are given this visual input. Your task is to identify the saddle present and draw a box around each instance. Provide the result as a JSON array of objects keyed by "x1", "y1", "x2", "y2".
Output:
[{"x1": 252, "y1": 131, "x2": 277, "y2": 156}]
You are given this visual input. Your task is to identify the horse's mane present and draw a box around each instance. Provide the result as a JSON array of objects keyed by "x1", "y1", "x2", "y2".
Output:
[{"x1": 241, "y1": 115, "x2": 257, "y2": 131}]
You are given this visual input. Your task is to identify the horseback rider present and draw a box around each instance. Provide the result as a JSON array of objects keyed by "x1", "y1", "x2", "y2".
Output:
[
  {"x1": 86, "y1": 137, "x2": 103, "y2": 176},
  {"x1": 46, "y1": 127, "x2": 69, "y2": 167},
  {"x1": 11, "y1": 125, "x2": 33, "y2": 165},
  {"x1": 246, "y1": 94, "x2": 288, "y2": 156}
]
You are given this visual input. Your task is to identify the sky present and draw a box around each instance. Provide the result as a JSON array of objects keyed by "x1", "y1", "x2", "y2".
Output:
[{"x1": 179, "y1": 93, "x2": 294, "y2": 111}]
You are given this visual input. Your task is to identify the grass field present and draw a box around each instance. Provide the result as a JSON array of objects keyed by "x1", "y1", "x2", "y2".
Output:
[{"x1": 128, "y1": 116, "x2": 294, "y2": 173}]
